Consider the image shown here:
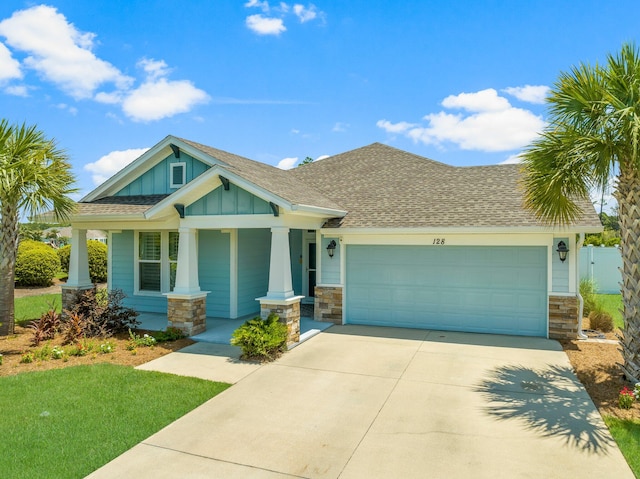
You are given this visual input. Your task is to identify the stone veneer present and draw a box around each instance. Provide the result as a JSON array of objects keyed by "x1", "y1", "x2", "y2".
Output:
[
  {"x1": 314, "y1": 286, "x2": 343, "y2": 325},
  {"x1": 167, "y1": 296, "x2": 207, "y2": 336},
  {"x1": 61, "y1": 285, "x2": 95, "y2": 317},
  {"x1": 548, "y1": 295, "x2": 579, "y2": 339},
  {"x1": 260, "y1": 300, "x2": 301, "y2": 345}
]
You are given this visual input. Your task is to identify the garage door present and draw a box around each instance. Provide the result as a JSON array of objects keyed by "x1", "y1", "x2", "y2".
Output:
[{"x1": 346, "y1": 245, "x2": 547, "y2": 337}]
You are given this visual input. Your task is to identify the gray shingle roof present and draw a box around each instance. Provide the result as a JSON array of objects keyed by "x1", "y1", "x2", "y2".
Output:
[
  {"x1": 290, "y1": 143, "x2": 602, "y2": 229},
  {"x1": 77, "y1": 139, "x2": 601, "y2": 230}
]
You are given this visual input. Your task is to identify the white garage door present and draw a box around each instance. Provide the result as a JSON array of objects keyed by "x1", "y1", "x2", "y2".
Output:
[{"x1": 346, "y1": 245, "x2": 547, "y2": 337}]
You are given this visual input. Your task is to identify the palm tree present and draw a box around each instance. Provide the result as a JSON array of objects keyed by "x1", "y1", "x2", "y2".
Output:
[
  {"x1": 0, "y1": 120, "x2": 77, "y2": 335},
  {"x1": 522, "y1": 43, "x2": 640, "y2": 382}
]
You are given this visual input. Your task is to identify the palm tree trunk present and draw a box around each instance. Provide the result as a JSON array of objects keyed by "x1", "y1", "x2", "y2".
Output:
[
  {"x1": 615, "y1": 168, "x2": 640, "y2": 382},
  {"x1": 0, "y1": 202, "x2": 19, "y2": 336}
]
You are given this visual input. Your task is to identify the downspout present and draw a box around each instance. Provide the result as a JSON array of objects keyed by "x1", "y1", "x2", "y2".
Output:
[{"x1": 576, "y1": 233, "x2": 588, "y2": 340}]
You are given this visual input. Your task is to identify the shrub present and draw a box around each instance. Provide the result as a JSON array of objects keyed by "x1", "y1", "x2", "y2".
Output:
[
  {"x1": 62, "y1": 312, "x2": 86, "y2": 345},
  {"x1": 231, "y1": 313, "x2": 288, "y2": 361},
  {"x1": 604, "y1": 237, "x2": 621, "y2": 247},
  {"x1": 580, "y1": 278, "x2": 598, "y2": 317},
  {"x1": 619, "y1": 387, "x2": 635, "y2": 409},
  {"x1": 15, "y1": 240, "x2": 60, "y2": 286},
  {"x1": 152, "y1": 327, "x2": 186, "y2": 342},
  {"x1": 28, "y1": 307, "x2": 61, "y2": 346},
  {"x1": 66, "y1": 288, "x2": 139, "y2": 338},
  {"x1": 588, "y1": 309, "x2": 614, "y2": 332},
  {"x1": 58, "y1": 241, "x2": 107, "y2": 283},
  {"x1": 127, "y1": 330, "x2": 156, "y2": 349}
]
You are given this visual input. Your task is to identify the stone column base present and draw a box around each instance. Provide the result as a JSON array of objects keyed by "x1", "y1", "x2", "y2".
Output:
[
  {"x1": 166, "y1": 293, "x2": 208, "y2": 336},
  {"x1": 548, "y1": 295, "x2": 579, "y2": 339},
  {"x1": 61, "y1": 285, "x2": 95, "y2": 317},
  {"x1": 258, "y1": 296, "x2": 304, "y2": 345},
  {"x1": 314, "y1": 286, "x2": 343, "y2": 324}
]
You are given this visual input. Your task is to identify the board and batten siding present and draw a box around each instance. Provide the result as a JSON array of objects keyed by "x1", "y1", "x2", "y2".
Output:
[
  {"x1": 236, "y1": 228, "x2": 271, "y2": 317},
  {"x1": 110, "y1": 230, "x2": 167, "y2": 313},
  {"x1": 186, "y1": 183, "x2": 272, "y2": 216},
  {"x1": 197, "y1": 230, "x2": 231, "y2": 317},
  {"x1": 114, "y1": 153, "x2": 209, "y2": 196},
  {"x1": 321, "y1": 236, "x2": 341, "y2": 284},
  {"x1": 551, "y1": 237, "x2": 570, "y2": 293}
]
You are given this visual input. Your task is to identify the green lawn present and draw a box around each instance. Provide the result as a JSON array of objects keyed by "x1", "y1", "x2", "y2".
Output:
[
  {"x1": 0, "y1": 364, "x2": 230, "y2": 479},
  {"x1": 14, "y1": 293, "x2": 61, "y2": 325},
  {"x1": 595, "y1": 293, "x2": 624, "y2": 330},
  {"x1": 604, "y1": 417, "x2": 640, "y2": 477}
]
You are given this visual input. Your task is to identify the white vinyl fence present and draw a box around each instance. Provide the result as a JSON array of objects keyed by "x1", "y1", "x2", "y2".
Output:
[{"x1": 579, "y1": 245, "x2": 622, "y2": 294}]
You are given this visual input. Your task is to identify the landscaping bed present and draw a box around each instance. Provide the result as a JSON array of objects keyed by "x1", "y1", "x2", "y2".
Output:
[{"x1": 0, "y1": 325, "x2": 194, "y2": 377}]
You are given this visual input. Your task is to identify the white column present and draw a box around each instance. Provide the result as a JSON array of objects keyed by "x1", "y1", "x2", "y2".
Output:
[
  {"x1": 172, "y1": 227, "x2": 201, "y2": 295},
  {"x1": 67, "y1": 228, "x2": 91, "y2": 287},
  {"x1": 266, "y1": 226, "x2": 295, "y2": 300}
]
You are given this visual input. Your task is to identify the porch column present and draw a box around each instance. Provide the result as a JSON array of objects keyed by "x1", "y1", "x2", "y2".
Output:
[
  {"x1": 257, "y1": 227, "x2": 304, "y2": 345},
  {"x1": 165, "y1": 227, "x2": 209, "y2": 336},
  {"x1": 62, "y1": 228, "x2": 94, "y2": 313}
]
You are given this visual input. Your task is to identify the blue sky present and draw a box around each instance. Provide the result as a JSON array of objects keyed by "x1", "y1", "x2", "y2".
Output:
[{"x1": 0, "y1": 1, "x2": 637, "y2": 207}]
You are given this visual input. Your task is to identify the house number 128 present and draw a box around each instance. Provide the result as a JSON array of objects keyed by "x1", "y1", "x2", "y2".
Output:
[{"x1": 432, "y1": 238, "x2": 445, "y2": 245}]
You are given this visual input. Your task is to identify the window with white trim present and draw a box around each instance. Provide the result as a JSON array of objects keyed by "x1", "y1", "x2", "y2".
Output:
[
  {"x1": 136, "y1": 231, "x2": 179, "y2": 294},
  {"x1": 170, "y1": 162, "x2": 186, "y2": 188}
]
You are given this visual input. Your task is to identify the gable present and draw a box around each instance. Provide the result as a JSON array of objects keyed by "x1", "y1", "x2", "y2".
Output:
[
  {"x1": 186, "y1": 183, "x2": 272, "y2": 215},
  {"x1": 114, "y1": 152, "x2": 210, "y2": 197}
]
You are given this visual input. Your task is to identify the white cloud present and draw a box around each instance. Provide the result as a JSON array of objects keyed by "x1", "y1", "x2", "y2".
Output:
[
  {"x1": 138, "y1": 58, "x2": 171, "y2": 80},
  {"x1": 293, "y1": 4, "x2": 317, "y2": 22},
  {"x1": 378, "y1": 88, "x2": 545, "y2": 152},
  {"x1": 441, "y1": 88, "x2": 511, "y2": 112},
  {"x1": 84, "y1": 147, "x2": 149, "y2": 185},
  {"x1": 277, "y1": 157, "x2": 298, "y2": 169},
  {"x1": 500, "y1": 153, "x2": 523, "y2": 164},
  {"x1": 122, "y1": 77, "x2": 209, "y2": 122},
  {"x1": 316, "y1": 154, "x2": 329, "y2": 161},
  {"x1": 376, "y1": 119, "x2": 416, "y2": 134},
  {"x1": 5, "y1": 84, "x2": 28, "y2": 96},
  {"x1": 332, "y1": 122, "x2": 349, "y2": 132},
  {"x1": 0, "y1": 42, "x2": 21, "y2": 81},
  {"x1": 246, "y1": 14, "x2": 286, "y2": 35},
  {"x1": 0, "y1": 5, "x2": 132, "y2": 99},
  {"x1": 56, "y1": 103, "x2": 78, "y2": 115},
  {"x1": 503, "y1": 85, "x2": 549, "y2": 104},
  {"x1": 245, "y1": 0, "x2": 270, "y2": 12}
]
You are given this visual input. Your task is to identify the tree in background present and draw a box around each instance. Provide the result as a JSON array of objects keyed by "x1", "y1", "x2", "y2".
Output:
[
  {"x1": 0, "y1": 120, "x2": 76, "y2": 335},
  {"x1": 297, "y1": 156, "x2": 314, "y2": 167},
  {"x1": 522, "y1": 43, "x2": 640, "y2": 382}
]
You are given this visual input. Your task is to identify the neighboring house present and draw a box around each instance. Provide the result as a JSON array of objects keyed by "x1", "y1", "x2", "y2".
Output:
[
  {"x1": 44, "y1": 226, "x2": 107, "y2": 246},
  {"x1": 64, "y1": 136, "x2": 602, "y2": 343}
]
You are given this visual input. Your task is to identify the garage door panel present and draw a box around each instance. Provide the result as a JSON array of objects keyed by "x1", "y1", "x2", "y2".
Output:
[{"x1": 346, "y1": 245, "x2": 547, "y2": 337}]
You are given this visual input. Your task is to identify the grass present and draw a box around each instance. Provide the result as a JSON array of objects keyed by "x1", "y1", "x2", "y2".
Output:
[
  {"x1": 0, "y1": 364, "x2": 230, "y2": 479},
  {"x1": 14, "y1": 293, "x2": 61, "y2": 325},
  {"x1": 604, "y1": 417, "x2": 640, "y2": 477},
  {"x1": 596, "y1": 294, "x2": 624, "y2": 330}
]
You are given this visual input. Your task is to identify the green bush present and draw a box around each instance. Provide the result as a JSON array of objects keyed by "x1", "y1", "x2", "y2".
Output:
[
  {"x1": 57, "y1": 241, "x2": 107, "y2": 283},
  {"x1": 15, "y1": 240, "x2": 60, "y2": 286},
  {"x1": 231, "y1": 313, "x2": 288, "y2": 361},
  {"x1": 604, "y1": 237, "x2": 621, "y2": 247},
  {"x1": 580, "y1": 278, "x2": 598, "y2": 317}
]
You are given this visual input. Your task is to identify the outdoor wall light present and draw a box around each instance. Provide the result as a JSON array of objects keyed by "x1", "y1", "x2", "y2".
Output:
[
  {"x1": 556, "y1": 240, "x2": 569, "y2": 262},
  {"x1": 327, "y1": 240, "x2": 337, "y2": 258}
]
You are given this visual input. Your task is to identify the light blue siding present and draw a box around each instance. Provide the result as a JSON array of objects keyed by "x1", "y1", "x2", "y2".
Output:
[
  {"x1": 198, "y1": 230, "x2": 231, "y2": 317},
  {"x1": 551, "y1": 237, "x2": 569, "y2": 292},
  {"x1": 237, "y1": 229, "x2": 271, "y2": 317},
  {"x1": 321, "y1": 236, "x2": 341, "y2": 284},
  {"x1": 115, "y1": 153, "x2": 209, "y2": 196},
  {"x1": 346, "y1": 245, "x2": 547, "y2": 337},
  {"x1": 110, "y1": 231, "x2": 167, "y2": 313},
  {"x1": 290, "y1": 229, "x2": 303, "y2": 296},
  {"x1": 186, "y1": 183, "x2": 271, "y2": 215},
  {"x1": 580, "y1": 246, "x2": 622, "y2": 294}
]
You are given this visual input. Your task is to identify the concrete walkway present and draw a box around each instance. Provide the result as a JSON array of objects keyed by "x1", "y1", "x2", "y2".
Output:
[{"x1": 88, "y1": 326, "x2": 633, "y2": 479}]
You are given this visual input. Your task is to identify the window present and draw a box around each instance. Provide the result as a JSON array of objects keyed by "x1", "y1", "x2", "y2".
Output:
[
  {"x1": 136, "y1": 231, "x2": 179, "y2": 294},
  {"x1": 170, "y1": 162, "x2": 186, "y2": 188}
]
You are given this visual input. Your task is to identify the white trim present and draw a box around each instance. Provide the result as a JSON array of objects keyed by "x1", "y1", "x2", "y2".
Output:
[
  {"x1": 315, "y1": 229, "x2": 321, "y2": 293},
  {"x1": 107, "y1": 231, "x2": 114, "y2": 291},
  {"x1": 229, "y1": 229, "x2": 238, "y2": 318},
  {"x1": 164, "y1": 291, "x2": 209, "y2": 300},
  {"x1": 169, "y1": 161, "x2": 186, "y2": 188},
  {"x1": 324, "y1": 225, "x2": 603, "y2": 235},
  {"x1": 339, "y1": 232, "x2": 553, "y2": 247},
  {"x1": 133, "y1": 230, "x2": 179, "y2": 296},
  {"x1": 181, "y1": 214, "x2": 326, "y2": 230},
  {"x1": 256, "y1": 295, "x2": 304, "y2": 306}
]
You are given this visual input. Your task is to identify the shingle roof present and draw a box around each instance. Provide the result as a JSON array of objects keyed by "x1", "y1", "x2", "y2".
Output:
[
  {"x1": 76, "y1": 195, "x2": 169, "y2": 216},
  {"x1": 177, "y1": 138, "x2": 344, "y2": 211},
  {"x1": 290, "y1": 143, "x2": 602, "y2": 229}
]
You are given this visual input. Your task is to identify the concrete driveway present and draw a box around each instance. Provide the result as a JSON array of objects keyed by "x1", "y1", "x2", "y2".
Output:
[{"x1": 88, "y1": 326, "x2": 633, "y2": 479}]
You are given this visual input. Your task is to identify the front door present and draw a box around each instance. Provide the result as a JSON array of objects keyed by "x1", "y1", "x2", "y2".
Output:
[{"x1": 302, "y1": 234, "x2": 316, "y2": 304}]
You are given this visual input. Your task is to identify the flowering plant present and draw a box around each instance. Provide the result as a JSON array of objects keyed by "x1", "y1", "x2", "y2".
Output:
[
  {"x1": 51, "y1": 346, "x2": 64, "y2": 360},
  {"x1": 634, "y1": 383, "x2": 640, "y2": 401},
  {"x1": 619, "y1": 386, "x2": 635, "y2": 409}
]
